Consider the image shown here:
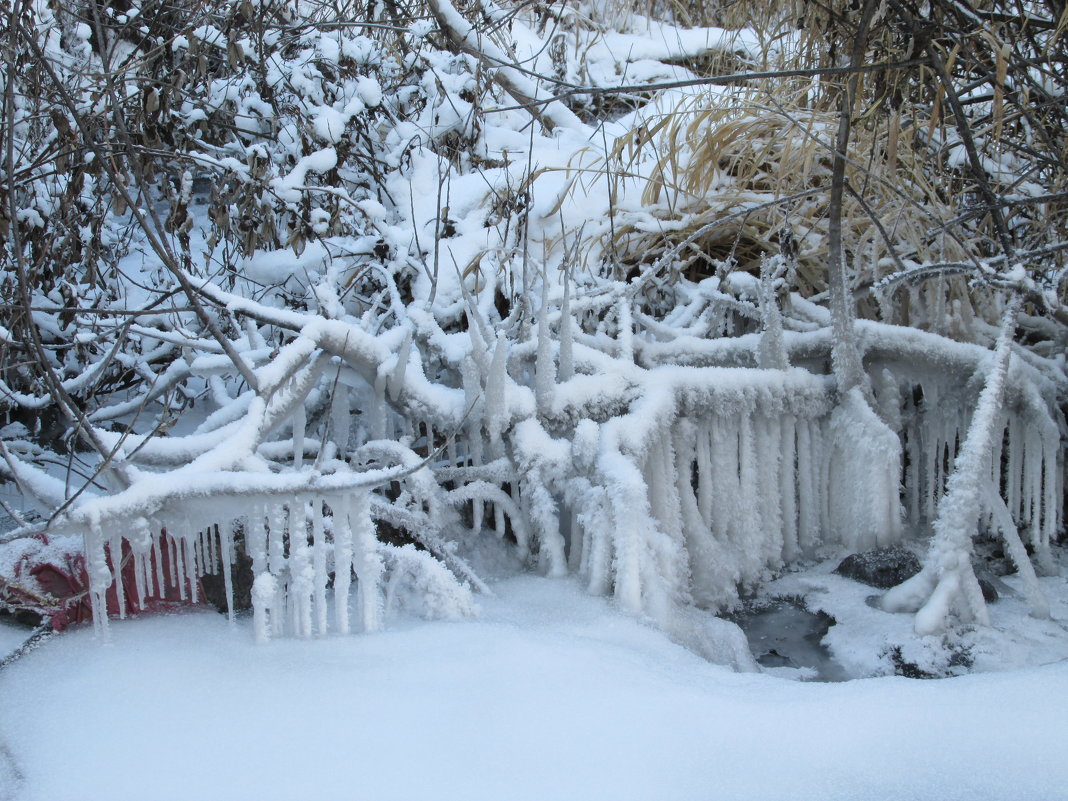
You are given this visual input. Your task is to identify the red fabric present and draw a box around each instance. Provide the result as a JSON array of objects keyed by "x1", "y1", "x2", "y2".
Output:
[{"x1": 3, "y1": 534, "x2": 203, "y2": 630}]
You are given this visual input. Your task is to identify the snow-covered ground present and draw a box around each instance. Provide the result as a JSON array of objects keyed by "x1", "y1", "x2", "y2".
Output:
[{"x1": 2, "y1": 575, "x2": 1067, "y2": 801}]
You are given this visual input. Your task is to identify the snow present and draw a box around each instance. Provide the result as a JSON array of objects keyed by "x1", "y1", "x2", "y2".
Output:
[{"x1": 2, "y1": 576, "x2": 1067, "y2": 801}]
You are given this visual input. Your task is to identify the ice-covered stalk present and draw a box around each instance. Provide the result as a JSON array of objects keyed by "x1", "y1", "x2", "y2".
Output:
[
  {"x1": 757, "y1": 256, "x2": 789, "y2": 370},
  {"x1": 882, "y1": 298, "x2": 1021, "y2": 635},
  {"x1": 617, "y1": 297, "x2": 634, "y2": 363},
  {"x1": 984, "y1": 480, "x2": 1049, "y2": 619},
  {"x1": 558, "y1": 277, "x2": 574, "y2": 382}
]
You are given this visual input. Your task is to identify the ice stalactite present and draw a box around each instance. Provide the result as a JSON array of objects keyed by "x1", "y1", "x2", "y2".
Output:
[
  {"x1": 485, "y1": 332, "x2": 508, "y2": 457},
  {"x1": 351, "y1": 491, "x2": 383, "y2": 632},
  {"x1": 332, "y1": 495, "x2": 353, "y2": 635},
  {"x1": 311, "y1": 502, "x2": 328, "y2": 634},
  {"x1": 330, "y1": 383, "x2": 351, "y2": 459},
  {"x1": 826, "y1": 388, "x2": 904, "y2": 552},
  {"x1": 779, "y1": 414, "x2": 799, "y2": 563},
  {"x1": 85, "y1": 517, "x2": 110, "y2": 635},
  {"x1": 288, "y1": 502, "x2": 312, "y2": 638},
  {"x1": 673, "y1": 419, "x2": 739, "y2": 609},
  {"x1": 218, "y1": 522, "x2": 236, "y2": 624}
]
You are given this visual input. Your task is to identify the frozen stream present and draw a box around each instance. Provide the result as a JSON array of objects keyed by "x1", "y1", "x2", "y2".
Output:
[{"x1": 730, "y1": 598, "x2": 849, "y2": 681}]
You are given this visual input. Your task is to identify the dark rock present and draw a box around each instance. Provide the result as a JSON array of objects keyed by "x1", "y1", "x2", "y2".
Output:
[
  {"x1": 887, "y1": 642, "x2": 973, "y2": 679},
  {"x1": 834, "y1": 545, "x2": 921, "y2": 589}
]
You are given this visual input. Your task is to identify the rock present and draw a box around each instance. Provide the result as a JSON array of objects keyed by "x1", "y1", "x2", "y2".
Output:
[{"x1": 834, "y1": 545, "x2": 921, "y2": 589}]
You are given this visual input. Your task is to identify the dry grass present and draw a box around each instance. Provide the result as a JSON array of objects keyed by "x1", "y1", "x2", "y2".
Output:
[{"x1": 561, "y1": 80, "x2": 977, "y2": 306}]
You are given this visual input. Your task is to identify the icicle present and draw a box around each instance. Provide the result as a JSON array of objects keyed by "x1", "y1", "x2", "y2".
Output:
[
  {"x1": 268, "y1": 504, "x2": 286, "y2": 577},
  {"x1": 675, "y1": 421, "x2": 737, "y2": 609},
  {"x1": 1029, "y1": 429, "x2": 1042, "y2": 542},
  {"x1": 1006, "y1": 416, "x2": 1021, "y2": 522},
  {"x1": 695, "y1": 422, "x2": 713, "y2": 528},
  {"x1": 535, "y1": 280, "x2": 555, "y2": 416},
  {"x1": 567, "y1": 507, "x2": 583, "y2": 572},
  {"x1": 293, "y1": 403, "x2": 306, "y2": 468},
  {"x1": 610, "y1": 479, "x2": 643, "y2": 612},
  {"x1": 736, "y1": 413, "x2": 762, "y2": 578},
  {"x1": 708, "y1": 415, "x2": 738, "y2": 549},
  {"x1": 757, "y1": 415, "x2": 784, "y2": 566},
  {"x1": 166, "y1": 530, "x2": 179, "y2": 591},
  {"x1": 85, "y1": 516, "x2": 111, "y2": 635},
  {"x1": 780, "y1": 414, "x2": 799, "y2": 563},
  {"x1": 207, "y1": 520, "x2": 219, "y2": 575},
  {"x1": 130, "y1": 526, "x2": 148, "y2": 611},
  {"x1": 485, "y1": 332, "x2": 508, "y2": 456},
  {"x1": 184, "y1": 536, "x2": 198, "y2": 603},
  {"x1": 217, "y1": 524, "x2": 235, "y2": 623},
  {"x1": 312, "y1": 502, "x2": 328, "y2": 635},
  {"x1": 369, "y1": 371, "x2": 387, "y2": 441},
  {"x1": 110, "y1": 533, "x2": 126, "y2": 619},
  {"x1": 289, "y1": 502, "x2": 312, "y2": 638},
  {"x1": 582, "y1": 489, "x2": 612, "y2": 596},
  {"x1": 150, "y1": 530, "x2": 164, "y2": 599},
  {"x1": 248, "y1": 506, "x2": 271, "y2": 640},
  {"x1": 173, "y1": 529, "x2": 187, "y2": 601},
  {"x1": 248, "y1": 507, "x2": 267, "y2": 575},
  {"x1": 351, "y1": 491, "x2": 383, "y2": 632},
  {"x1": 252, "y1": 571, "x2": 276, "y2": 643},
  {"x1": 523, "y1": 474, "x2": 567, "y2": 577},
  {"x1": 644, "y1": 431, "x2": 683, "y2": 549},
  {"x1": 796, "y1": 418, "x2": 820, "y2": 552},
  {"x1": 814, "y1": 418, "x2": 831, "y2": 544},
  {"x1": 558, "y1": 276, "x2": 574, "y2": 382},
  {"x1": 494, "y1": 502, "x2": 505, "y2": 539},
  {"x1": 1043, "y1": 436, "x2": 1059, "y2": 564},
  {"x1": 906, "y1": 399, "x2": 922, "y2": 528},
  {"x1": 332, "y1": 495, "x2": 353, "y2": 635},
  {"x1": 388, "y1": 329, "x2": 413, "y2": 401},
  {"x1": 331, "y1": 385, "x2": 351, "y2": 458},
  {"x1": 510, "y1": 481, "x2": 529, "y2": 561}
]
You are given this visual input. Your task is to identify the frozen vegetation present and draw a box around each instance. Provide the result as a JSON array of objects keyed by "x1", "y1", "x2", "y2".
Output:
[{"x1": 1, "y1": 0, "x2": 1068, "y2": 765}]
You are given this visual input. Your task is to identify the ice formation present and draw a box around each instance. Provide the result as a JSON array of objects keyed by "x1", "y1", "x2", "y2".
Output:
[{"x1": 2, "y1": 0, "x2": 1065, "y2": 655}]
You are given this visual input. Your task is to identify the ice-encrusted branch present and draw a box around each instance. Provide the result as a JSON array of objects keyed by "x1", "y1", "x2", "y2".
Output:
[{"x1": 882, "y1": 297, "x2": 1022, "y2": 634}]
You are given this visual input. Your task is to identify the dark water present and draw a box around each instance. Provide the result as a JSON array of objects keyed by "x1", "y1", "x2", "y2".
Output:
[{"x1": 730, "y1": 598, "x2": 850, "y2": 682}]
